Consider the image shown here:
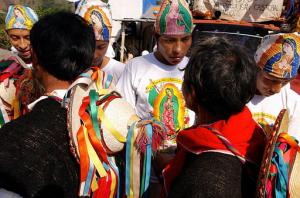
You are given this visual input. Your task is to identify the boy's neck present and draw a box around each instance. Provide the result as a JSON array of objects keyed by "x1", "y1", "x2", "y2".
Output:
[{"x1": 195, "y1": 106, "x2": 222, "y2": 126}]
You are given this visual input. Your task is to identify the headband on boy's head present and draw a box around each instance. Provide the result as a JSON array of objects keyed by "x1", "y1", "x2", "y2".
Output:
[
  {"x1": 75, "y1": 0, "x2": 112, "y2": 41},
  {"x1": 5, "y1": 5, "x2": 38, "y2": 30},
  {"x1": 155, "y1": 0, "x2": 193, "y2": 36},
  {"x1": 255, "y1": 33, "x2": 300, "y2": 79}
]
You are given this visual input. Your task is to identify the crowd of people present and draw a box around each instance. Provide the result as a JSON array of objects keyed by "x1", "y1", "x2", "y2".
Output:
[{"x1": 0, "y1": 0, "x2": 300, "y2": 197}]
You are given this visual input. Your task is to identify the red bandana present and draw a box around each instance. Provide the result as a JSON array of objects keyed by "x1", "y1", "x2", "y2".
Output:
[{"x1": 163, "y1": 107, "x2": 266, "y2": 195}]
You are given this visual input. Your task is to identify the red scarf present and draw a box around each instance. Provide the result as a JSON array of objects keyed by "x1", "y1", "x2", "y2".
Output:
[{"x1": 162, "y1": 107, "x2": 266, "y2": 195}]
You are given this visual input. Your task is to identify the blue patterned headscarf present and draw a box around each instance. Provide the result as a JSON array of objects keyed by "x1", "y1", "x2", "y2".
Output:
[
  {"x1": 5, "y1": 5, "x2": 38, "y2": 30},
  {"x1": 255, "y1": 33, "x2": 300, "y2": 79},
  {"x1": 75, "y1": 0, "x2": 112, "y2": 41}
]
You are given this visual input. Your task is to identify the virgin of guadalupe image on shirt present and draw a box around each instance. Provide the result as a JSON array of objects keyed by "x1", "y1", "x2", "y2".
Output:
[
  {"x1": 147, "y1": 80, "x2": 187, "y2": 138},
  {"x1": 160, "y1": 87, "x2": 179, "y2": 134},
  {"x1": 267, "y1": 37, "x2": 300, "y2": 78}
]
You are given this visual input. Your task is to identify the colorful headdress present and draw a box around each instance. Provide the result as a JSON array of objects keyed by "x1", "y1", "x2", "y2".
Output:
[
  {"x1": 255, "y1": 33, "x2": 300, "y2": 79},
  {"x1": 155, "y1": 0, "x2": 193, "y2": 35},
  {"x1": 75, "y1": 0, "x2": 112, "y2": 41},
  {"x1": 5, "y1": 5, "x2": 38, "y2": 30}
]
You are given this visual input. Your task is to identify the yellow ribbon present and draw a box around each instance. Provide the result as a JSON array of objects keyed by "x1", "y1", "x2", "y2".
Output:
[
  {"x1": 129, "y1": 127, "x2": 135, "y2": 198},
  {"x1": 98, "y1": 89, "x2": 110, "y2": 95},
  {"x1": 96, "y1": 70, "x2": 104, "y2": 91},
  {"x1": 91, "y1": 173, "x2": 98, "y2": 192},
  {"x1": 97, "y1": 106, "x2": 127, "y2": 143},
  {"x1": 83, "y1": 126, "x2": 107, "y2": 177}
]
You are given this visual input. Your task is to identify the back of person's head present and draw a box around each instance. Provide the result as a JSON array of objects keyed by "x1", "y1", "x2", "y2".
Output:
[
  {"x1": 184, "y1": 36, "x2": 257, "y2": 119},
  {"x1": 30, "y1": 11, "x2": 95, "y2": 81}
]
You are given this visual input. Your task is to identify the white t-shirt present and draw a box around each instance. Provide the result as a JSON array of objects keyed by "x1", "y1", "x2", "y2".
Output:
[
  {"x1": 117, "y1": 53, "x2": 195, "y2": 138},
  {"x1": 102, "y1": 58, "x2": 125, "y2": 84},
  {"x1": 27, "y1": 89, "x2": 67, "y2": 110},
  {"x1": 247, "y1": 84, "x2": 300, "y2": 141}
]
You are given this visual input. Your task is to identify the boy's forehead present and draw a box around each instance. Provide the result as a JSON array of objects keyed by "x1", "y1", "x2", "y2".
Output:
[
  {"x1": 7, "y1": 29, "x2": 30, "y2": 37},
  {"x1": 160, "y1": 34, "x2": 191, "y2": 39},
  {"x1": 261, "y1": 70, "x2": 291, "y2": 83}
]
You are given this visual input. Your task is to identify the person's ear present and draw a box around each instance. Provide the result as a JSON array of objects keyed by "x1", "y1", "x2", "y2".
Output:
[
  {"x1": 189, "y1": 86, "x2": 198, "y2": 111},
  {"x1": 183, "y1": 82, "x2": 197, "y2": 112}
]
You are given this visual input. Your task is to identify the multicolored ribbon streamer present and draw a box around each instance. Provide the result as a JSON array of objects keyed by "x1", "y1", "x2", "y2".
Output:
[
  {"x1": 203, "y1": 125, "x2": 246, "y2": 163},
  {"x1": 126, "y1": 121, "x2": 156, "y2": 198},
  {"x1": 68, "y1": 68, "x2": 120, "y2": 197}
]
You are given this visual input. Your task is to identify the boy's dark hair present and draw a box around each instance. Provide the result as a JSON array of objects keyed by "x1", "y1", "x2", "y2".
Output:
[
  {"x1": 30, "y1": 12, "x2": 95, "y2": 81},
  {"x1": 184, "y1": 36, "x2": 258, "y2": 119}
]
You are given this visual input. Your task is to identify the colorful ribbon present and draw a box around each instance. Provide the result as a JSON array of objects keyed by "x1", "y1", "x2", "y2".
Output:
[{"x1": 203, "y1": 125, "x2": 246, "y2": 163}]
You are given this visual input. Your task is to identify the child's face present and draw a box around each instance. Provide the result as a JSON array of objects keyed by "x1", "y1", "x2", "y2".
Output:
[
  {"x1": 156, "y1": 34, "x2": 192, "y2": 65},
  {"x1": 256, "y1": 70, "x2": 290, "y2": 96},
  {"x1": 7, "y1": 29, "x2": 31, "y2": 60},
  {"x1": 92, "y1": 40, "x2": 109, "y2": 66}
]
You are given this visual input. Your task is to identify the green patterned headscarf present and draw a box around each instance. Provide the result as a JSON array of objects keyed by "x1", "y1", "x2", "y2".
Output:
[{"x1": 155, "y1": 0, "x2": 193, "y2": 35}]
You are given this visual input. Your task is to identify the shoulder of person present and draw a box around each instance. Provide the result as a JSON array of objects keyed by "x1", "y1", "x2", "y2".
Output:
[
  {"x1": 109, "y1": 58, "x2": 125, "y2": 67},
  {"x1": 126, "y1": 53, "x2": 154, "y2": 67}
]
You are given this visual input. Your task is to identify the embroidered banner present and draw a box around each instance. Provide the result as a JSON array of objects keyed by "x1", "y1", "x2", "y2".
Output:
[{"x1": 193, "y1": 0, "x2": 284, "y2": 22}]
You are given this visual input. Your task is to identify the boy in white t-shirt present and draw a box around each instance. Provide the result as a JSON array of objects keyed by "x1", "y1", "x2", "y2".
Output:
[
  {"x1": 76, "y1": 0, "x2": 125, "y2": 83},
  {"x1": 247, "y1": 33, "x2": 300, "y2": 141},
  {"x1": 117, "y1": 0, "x2": 194, "y2": 140},
  {"x1": 117, "y1": 0, "x2": 194, "y2": 196}
]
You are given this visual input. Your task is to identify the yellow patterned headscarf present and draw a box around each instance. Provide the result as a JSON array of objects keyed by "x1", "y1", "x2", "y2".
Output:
[
  {"x1": 5, "y1": 5, "x2": 38, "y2": 30},
  {"x1": 255, "y1": 33, "x2": 300, "y2": 79},
  {"x1": 76, "y1": 0, "x2": 112, "y2": 41}
]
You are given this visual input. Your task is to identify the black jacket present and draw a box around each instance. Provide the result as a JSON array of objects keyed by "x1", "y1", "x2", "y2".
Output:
[{"x1": 0, "y1": 98, "x2": 79, "y2": 198}]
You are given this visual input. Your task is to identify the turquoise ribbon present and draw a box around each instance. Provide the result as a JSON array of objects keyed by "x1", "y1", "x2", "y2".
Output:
[
  {"x1": 140, "y1": 152, "x2": 147, "y2": 195},
  {"x1": 79, "y1": 72, "x2": 91, "y2": 78},
  {"x1": 109, "y1": 157, "x2": 120, "y2": 198},
  {"x1": 89, "y1": 90, "x2": 101, "y2": 140},
  {"x1": 144, "y1": 124, "x2": 152, "y2": 194},
  {"x1": 84, "y1": 159, "x2": 95, "y2": 196},
  {"x1": 272, "y1": 144, "x2": 289, "y2": 198},
  {"x1": 105, "y1": 74, "x2": 113, "y2": 89}
]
